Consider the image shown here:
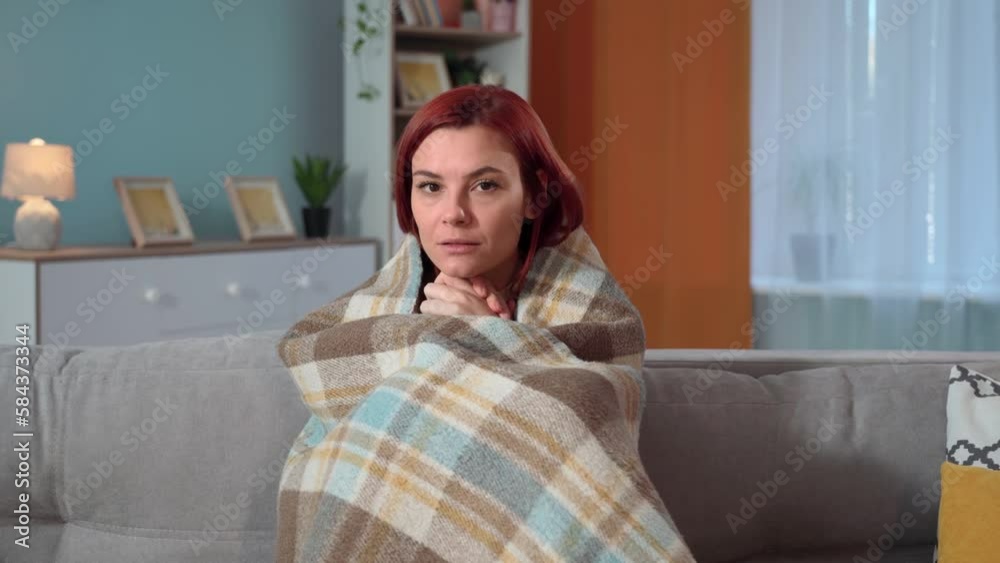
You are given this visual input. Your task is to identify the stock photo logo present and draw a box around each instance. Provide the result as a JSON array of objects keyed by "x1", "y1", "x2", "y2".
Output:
[
  {"x1": 7, "y1": 0, "x2": 72, "y2": 54},
  {"x1": 726, "y1": 416, "x2": 845, "y2": 534},
  {"x1": 672, "y1": 0, "x2": 750, "y2": 73}
]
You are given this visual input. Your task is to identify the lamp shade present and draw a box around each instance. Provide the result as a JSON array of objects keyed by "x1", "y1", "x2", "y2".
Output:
[{"x1": 1, "y1": 139, "x2": 75, "y2": 201}]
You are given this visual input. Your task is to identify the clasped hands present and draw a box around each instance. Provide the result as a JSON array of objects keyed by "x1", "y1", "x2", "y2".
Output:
[{"x1": 419, "y1": 272, "x2": 514, "y2": 320}]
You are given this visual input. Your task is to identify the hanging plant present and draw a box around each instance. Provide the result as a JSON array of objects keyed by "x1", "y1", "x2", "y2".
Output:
[{"x1": 339, "y1": 1, "x2": 387, "y2": 101}]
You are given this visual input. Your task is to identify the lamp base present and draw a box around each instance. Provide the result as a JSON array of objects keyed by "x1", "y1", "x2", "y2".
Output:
[{"x1": 13, "y1": 197, "x2": 61, "y2": 250}]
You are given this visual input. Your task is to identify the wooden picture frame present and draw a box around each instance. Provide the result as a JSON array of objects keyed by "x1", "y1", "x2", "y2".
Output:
[
  {"x1": 395, "y1": 51, "x2": 452, "y2": 109},
  {"x1": 224, "y1": 176, "x2": 297, "y2": 242},
  {"x1": 114, "y1": 177, "x2": 194, "y2": 248}
]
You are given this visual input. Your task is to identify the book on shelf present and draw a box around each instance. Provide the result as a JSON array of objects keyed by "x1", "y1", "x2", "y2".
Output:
[
  {"x1": 399, "y1": 0, "x2": 420, "y2": 25},
  {"x1": 426, "y1": 0, "x2": 443, "y2": 26},
  {"x1": 400, "y1": 0, "x2": 443, "y2": 27}
]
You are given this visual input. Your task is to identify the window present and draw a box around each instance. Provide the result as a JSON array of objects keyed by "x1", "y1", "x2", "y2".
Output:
[{"x1": 750, "y1": 0, "x2": 1000, "y2": 350}]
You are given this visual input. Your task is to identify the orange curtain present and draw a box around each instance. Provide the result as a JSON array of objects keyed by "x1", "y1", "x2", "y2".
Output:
[{"x1": 531, "y1": 0, "x2": 752, "y2": 349}]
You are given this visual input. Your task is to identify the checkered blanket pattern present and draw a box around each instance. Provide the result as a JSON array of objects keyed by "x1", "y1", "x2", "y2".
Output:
[{"x1": 274, "y1": 228, "x2": 695, "y2": 562}]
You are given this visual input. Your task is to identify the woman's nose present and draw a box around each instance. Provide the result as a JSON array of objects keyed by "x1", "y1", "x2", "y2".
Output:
[{"x1": 442, "y1": 197, "x2": 469, "y2": 225}]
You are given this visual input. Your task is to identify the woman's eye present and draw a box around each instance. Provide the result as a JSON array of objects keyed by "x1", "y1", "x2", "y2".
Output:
[
  {"x1": 418, "y1": 182, "x2": 440, "y2": 193},
  {"x1": 474, "y1": 180, "x2": 498, "y2": 192}
]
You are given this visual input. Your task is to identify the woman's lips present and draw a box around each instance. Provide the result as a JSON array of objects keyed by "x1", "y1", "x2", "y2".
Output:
[{"x1": 440, "y1": 243, "x2": 480, "y2": 255}]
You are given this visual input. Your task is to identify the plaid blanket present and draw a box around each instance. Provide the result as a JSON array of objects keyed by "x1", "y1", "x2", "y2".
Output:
[{"x1": 275, "y1": 227, "x2": 695, "y2": 563}]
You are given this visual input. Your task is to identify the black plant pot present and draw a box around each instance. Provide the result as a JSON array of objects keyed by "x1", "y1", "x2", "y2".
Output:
[{"x1": 302, "y1": 207, "x2": 330, "y2": 238}]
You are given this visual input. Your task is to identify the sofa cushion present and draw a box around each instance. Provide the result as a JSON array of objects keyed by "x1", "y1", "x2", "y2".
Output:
[
  {"x1": 935, "y1": 365, "x2": 1000, "y2": 562},
  {"x1": 638, "y1": 359, "x2": 1000, "y2": 563},
  {"x1": 0, "y1": 329, "x2": 310, "y2": 563}
]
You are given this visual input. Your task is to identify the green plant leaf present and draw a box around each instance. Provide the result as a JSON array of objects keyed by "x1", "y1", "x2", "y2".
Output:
[{"x1": 291, "y1": 154, "x2": 349, "y2": 208}]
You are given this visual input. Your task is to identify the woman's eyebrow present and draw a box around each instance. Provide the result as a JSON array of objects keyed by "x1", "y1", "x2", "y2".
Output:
[{"x1": 412, "y1": 165, "x2": 505, "y2": 179}]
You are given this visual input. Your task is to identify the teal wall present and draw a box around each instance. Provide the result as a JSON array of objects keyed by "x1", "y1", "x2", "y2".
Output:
[{"x1": 0, "y1": 0, "x2": 345, "y2": 246}]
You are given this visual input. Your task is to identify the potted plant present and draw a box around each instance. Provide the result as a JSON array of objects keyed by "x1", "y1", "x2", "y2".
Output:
[
  {"x1": 445, "y1": 52, "x2": 487, "y2": 86},
  {"x1": 292, "y1": 155, "x2": 347, "y2": 238},
  {"x1": 788, "y1": 152, "x2": 847, "y2": 281}
]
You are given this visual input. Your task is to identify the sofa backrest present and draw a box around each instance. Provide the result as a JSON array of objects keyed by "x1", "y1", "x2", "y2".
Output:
[
  {"x1": 639, "y1": 348, "x2": 1000, "y2": 562},
  {"x1": 2, "y1": 334, "x2": 998, "y2": 563}
]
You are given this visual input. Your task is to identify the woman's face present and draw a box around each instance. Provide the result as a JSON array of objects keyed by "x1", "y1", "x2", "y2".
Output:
[{"x1": 410, "y1": 125, "x2": 538, "y2": 286}]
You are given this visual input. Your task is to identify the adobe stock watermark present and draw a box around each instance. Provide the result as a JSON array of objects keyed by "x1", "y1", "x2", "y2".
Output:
[
  {"x1": 672, "y1": 0, "x2": 750, "y2": 73},
  {"x1": 222, "y1": 240, "x2": 346, "y2": 346},
  {"x1": 501, "y1": 114, "x2": 628, "y2": 234},
  {"x1": 718, "y1": 85, "x2": 833, "y2": 202},
  {"x1": 34, "y1": 65, "x2": 170, "y2": 177},
  {"x1": 851, "y1": 464, "x2": 966, "y2": 562},
  {"x1": 213, "y1": 0, "x2": 246, "y2": 21},
  {"x1": 7, "y1": 0, "x2": 73, "y2": 54},
  {"x1": 878, "y1": 0, "x2": 931, "y2": 40},
  {"x1": 845, "y1": 126, "x2": 958, "y2": 242},
  {"x1": 682, "y1": 289, "x2": 799, "y2": 403},
  {"x1": 183, "y1": 106, "x2": 296, "y2": 216},
  {"x1": 190, "y1": 438, "x2": 297, "y2": 555},
  {"x1": 545, "y1": 0, "x2": 588, "y2": 30},
  {"x1": 888, "y1": 252, "x2": 999, "y2": 371},
  {"x1": 568, "y1": 116, "x2": 629, "y2": 172},
  {"x1": 727, "y1": 416, "x2": 845, "y2": 534},
  {"x1": 62, "y1": 396, "x2": 179, "y2": 517},
  {"x1": 339, "y1": 0, "x2": 400, "y2": 62},
  {"x1": 621, "y1": 246, "x2": 673, "y2": 298},
  {"x1": 37, "y1": 267, "x2": 137, "y2": 369}
]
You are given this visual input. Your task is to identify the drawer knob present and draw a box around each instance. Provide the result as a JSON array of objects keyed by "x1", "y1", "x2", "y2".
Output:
[
  {"x1": 143, "y1": 288, "x2": 161, "y2": 304},
  {"x1": 225, "y1": 282, "x2": 241, "y2": 297},
  {"x1": 295, "y1": 274, "x2": 311, "y2": 288}
]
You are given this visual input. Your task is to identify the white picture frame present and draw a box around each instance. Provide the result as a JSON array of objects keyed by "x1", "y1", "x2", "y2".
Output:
[
  {"x1": 224, "y1": 176, "x2": 297, "y2": 242},
  {"x1": 114, "y1": 176, "x2": 194, "y2": 248},
  {"x1": 395, "y1": 51, "x2": 452, "y2": 109}
]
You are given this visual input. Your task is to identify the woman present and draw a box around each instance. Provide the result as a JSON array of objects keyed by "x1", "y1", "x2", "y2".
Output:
[
  {"x1": 395, "y1": 85, "x2": 583, "y2": 321},
  {"x1": 275, "y1": 85, "x2": 694, "y2": 563}
]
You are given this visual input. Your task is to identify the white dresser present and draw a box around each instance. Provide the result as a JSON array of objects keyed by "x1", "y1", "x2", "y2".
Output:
[{"x1": 0, "y1": 237, "x2": 378, "y2": 346}]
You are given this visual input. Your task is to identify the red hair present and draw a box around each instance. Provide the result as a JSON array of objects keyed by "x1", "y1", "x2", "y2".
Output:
[{"x1": 394, "y1": 85, "x2": 584, "y2": 294}]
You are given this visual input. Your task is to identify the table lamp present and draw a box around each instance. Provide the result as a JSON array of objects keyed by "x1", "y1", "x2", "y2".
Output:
[{"x1": 1, "y1": 138, "x2": 75, "y2": 250}]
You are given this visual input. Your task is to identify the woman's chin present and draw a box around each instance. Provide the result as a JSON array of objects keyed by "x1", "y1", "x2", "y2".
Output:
[{"x1": 434, "y1": 257, "x2": 483, "y2": 279}]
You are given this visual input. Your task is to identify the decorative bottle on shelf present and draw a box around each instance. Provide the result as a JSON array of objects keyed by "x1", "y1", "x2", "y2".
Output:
[
  {"x1": 489, "y1": 0, "x2": 515, "y2": 32},
  {"x1": 438, "y1": 0, "x2": 462, "y2": 27}
]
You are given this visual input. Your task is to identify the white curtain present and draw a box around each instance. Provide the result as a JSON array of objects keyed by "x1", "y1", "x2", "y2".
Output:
[{"x1": 751, "y1": 0, "x2": 1000, "y2": 350}]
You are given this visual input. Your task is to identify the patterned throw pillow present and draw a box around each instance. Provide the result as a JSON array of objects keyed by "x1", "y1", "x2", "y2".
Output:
[{"x1": 935, "y1": 365, "x2": 1000, "y2": 563}]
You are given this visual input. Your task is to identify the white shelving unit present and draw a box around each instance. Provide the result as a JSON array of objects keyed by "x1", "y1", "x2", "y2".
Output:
[{"x1": 342, "y1": 0, "x2": 531, "y2": 266}]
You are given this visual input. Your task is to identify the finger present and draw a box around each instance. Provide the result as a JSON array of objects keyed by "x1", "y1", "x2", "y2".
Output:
[
  {"x1": 419, "y1": 299, "x2": 435, "y2": 315},
  {"x1": 470, "y1": 275, "x2": 499, "y2": 295},
  {"x1": 470, "y1": 277, "x2": 489, "y2": 299},
  {"x1": 420, "y1": 298, "x2": 455, "y2": 316},
  {"x1": 485, "y1": 293, "x2": 505, "y2": 315},
  {"x1": 435, "y1": 272, "x2": 480, "y2": 297},
  {"x1": 427, "y1": 284, "x2": 485, "y2": 314},
  {"x1": 424, "y1": 283, "x2": 462, "y2": 303}
]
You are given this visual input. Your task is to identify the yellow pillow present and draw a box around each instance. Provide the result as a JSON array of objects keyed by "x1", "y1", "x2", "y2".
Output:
[
  {"x1": 936, "y1": 461, "x2": 1000, "y2": 562},
  {"x1": 936, "y1": 365, "x2": 1000, "y2": 563}
]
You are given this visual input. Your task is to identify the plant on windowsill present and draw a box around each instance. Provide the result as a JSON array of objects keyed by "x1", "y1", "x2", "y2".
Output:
[
  {"x1": 788, "y1": 152, "x2": 848, "y2": 282},
  {"x1": 293, "y1": 155, "x2": 348, "y2": 238}
]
